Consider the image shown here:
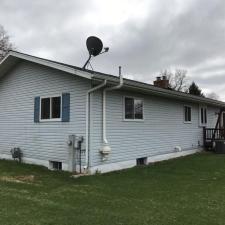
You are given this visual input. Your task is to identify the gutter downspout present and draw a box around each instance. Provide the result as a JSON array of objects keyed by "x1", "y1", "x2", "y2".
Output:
[
  {"x1": 100, "y1": 67, "x2": 123, "y2": 157},
  {"x1": 85, "y1": 80, "x2": 107, "y2": 172}
]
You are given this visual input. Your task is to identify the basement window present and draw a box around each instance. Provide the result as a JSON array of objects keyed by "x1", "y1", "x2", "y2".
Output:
[
  {"x1": 136, "y1": 157, "x2": 147, "y2": 166},
  {"x1": 40, "y1": 96, "x2": 61, "y2": 121},
  {"x1": 50, "y1": 161, "x2": 62, "y2": 170},
  {"x1": 124, "y1": 97, "x2": 143, "y2": 120}
]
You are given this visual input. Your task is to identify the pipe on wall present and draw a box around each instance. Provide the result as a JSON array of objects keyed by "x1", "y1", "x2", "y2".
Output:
[
  {"x1": 100, "y1": 67, "x2": 123, "y2": 156},
  {"x1": 85, "y1": 80, "x2": 107, "y2": 171}
]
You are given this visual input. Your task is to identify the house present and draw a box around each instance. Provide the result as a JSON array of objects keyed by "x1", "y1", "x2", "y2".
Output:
[{"x1": 0, "y1": 51, "x2": 224, "y2": 174}]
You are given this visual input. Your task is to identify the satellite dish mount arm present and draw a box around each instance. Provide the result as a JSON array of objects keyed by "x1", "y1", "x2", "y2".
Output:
[{"x1": 82, "y1": 54, "x2": 92, "y2": 70}]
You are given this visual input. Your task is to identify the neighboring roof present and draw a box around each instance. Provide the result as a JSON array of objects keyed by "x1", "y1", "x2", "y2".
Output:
[{"x1": 0, "y1": 50, "x2": 225, "y2": 108}]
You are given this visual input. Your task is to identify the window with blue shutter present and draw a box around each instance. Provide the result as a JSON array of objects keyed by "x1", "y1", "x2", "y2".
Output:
[
  {"x1": 34, "y1": 96, "x2": 40, "y2": 123},
  {"x1": 34, "y1": 93, "x2": 70, "y2": 122},
  {"x1": 62, "y1": 93, "x2": 70, "y2": 122}
]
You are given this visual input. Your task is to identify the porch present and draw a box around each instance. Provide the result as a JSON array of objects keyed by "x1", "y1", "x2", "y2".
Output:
[
  {"x1": 203, "y1": 127, "x2": 225, "y2": 150},
  {"x1": 203, "y1": 107, "x2": 225, "y2": 151}
]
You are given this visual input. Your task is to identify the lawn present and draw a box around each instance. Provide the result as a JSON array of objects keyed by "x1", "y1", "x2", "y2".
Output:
[{"x1": 1, "y1": 152, "x2": 225, "y2": 225}]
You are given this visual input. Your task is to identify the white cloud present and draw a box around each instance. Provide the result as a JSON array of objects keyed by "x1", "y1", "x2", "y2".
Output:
[{"x1": 0, "y1": 0, "x2": 225, "y2": 100}]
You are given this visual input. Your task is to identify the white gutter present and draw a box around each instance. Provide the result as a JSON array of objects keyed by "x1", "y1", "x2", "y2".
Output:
[
  {"x1": 85, "y1": 80, "x2": 107, "y2": 171},
  {"x1": 100, "y1": 67, "x2": 123, "y2": 155}
]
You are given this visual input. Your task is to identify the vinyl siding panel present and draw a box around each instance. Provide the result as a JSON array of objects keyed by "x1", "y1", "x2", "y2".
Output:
[
  {"x1": 90, "y1": 90, "x2": 219, "y2": 167},
  {"x1": 0, "y1": 61, "x2": 220, "y2": 172},
  {"x1": 0, "y1": 62, "x2": 90, "y2": 166}
]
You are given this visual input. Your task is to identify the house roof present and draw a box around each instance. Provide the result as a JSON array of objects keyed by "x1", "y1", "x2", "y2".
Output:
[
  {"x1": 0, "y1": 51, "x2": 92, "y2": 80},
  {"x1": 1, "y1": 50, "x2": 225, "y2": 108}
]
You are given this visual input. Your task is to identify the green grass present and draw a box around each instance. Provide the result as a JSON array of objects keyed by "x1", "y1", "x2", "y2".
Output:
[{"x1": 0, "y1": 152, "x2": 225, "y2": 225}]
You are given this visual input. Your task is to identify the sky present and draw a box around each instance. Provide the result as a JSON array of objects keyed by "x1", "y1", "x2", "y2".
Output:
[{"x1": 1, "y1": 0, "x2": 225, "y2": 100}]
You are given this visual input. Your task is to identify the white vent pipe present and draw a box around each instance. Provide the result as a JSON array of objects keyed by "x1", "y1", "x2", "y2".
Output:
[
  {"x1": 85, "y1": 80, "x2": 107, "y2": 170},
  {"x1": 100, "y1": 66, "x2": 123, "y2": 154}
]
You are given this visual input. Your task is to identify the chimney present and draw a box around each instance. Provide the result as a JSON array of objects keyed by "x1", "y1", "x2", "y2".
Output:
[{"x1": 153, "y1": 76, "x2": 169, "y2": 89}]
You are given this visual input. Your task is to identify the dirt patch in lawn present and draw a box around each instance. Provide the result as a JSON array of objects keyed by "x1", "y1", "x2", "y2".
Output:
[{"x1": 0, "y1": 175, "x2": 35, "y2": 184}]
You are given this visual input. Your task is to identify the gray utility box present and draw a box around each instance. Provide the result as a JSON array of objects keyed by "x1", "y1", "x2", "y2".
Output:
[{"x1": 215, "y1": 140, "x2": 225, "y2": 154}]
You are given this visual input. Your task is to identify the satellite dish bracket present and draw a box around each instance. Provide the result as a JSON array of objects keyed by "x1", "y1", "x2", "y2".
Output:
[{"x1": 82, "y1": 54, "x2": 92, "y2": 70}]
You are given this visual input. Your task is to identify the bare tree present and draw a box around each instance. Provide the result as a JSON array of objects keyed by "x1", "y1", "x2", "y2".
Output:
[
  {"x1": 206, "y1": 92, "x2": 220, "y2": 100},
  {"x1": 159, "y1": 69, "x2": 173, "y2": 86},
  {"x1": 0, "y1": 25, "x2": 13, "y2": 61},
  {"x1": 172, "y1": 69, "x2": 188, "y2": 91},
  {"x1": 159, "y1": 69, "x2": 173, "y2": 78},
  {"x1": 160, "y1": 69, "x2": 188, "y2": 92}
]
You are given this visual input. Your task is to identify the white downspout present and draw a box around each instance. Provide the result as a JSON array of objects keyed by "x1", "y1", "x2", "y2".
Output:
[
  {"x1": 85, "y1": 80, "x2": 107, "y2": 171},
  {"x1": 100, "y1": 66, "x2": 123, "y2": 156}
]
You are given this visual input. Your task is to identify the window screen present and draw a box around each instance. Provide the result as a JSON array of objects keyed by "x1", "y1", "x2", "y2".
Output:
[
  {"x1": 200, "y1": 106, "x2": 207, "y2": 125},
  {"x1": 41, "y1": 96, "x2": 61, "y2": 120},
  {"x1": 52, "y1": 97, "x2": 61, "y2": 119},
  {"x1": 125, "y1": 97, "x2": 134, "y2": 119},
  {"x1": 184, "y1": 106, "x2": 191, "y2": 122},
  {"x1": 41, "y1": 98, "x2": 50, "y2": 119},
  {"x1": 125, "y1": 97, "x2": 143, "y2": 120}
]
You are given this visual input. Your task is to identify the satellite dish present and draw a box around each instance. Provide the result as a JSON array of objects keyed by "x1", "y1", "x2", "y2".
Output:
[
  {"x1": 82, "y1": 36, "x2": 109, "y2": 69},
  {"x1": 86, "y1": 36, "x2": 103, "y2": 57}
]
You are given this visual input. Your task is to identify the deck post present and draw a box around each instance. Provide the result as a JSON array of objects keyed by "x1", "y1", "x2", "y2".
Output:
[
  {"x1": 212, "y1": 108, "x2": 225, "y2": 146},
  {"x1": 203, "y1": 126, "x2": 206, "y2": 148}
]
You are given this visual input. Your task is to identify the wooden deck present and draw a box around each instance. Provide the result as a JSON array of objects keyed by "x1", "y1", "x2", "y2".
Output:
[{"x1": 203, "y1": 127, "x2": 225, "y2": 150}]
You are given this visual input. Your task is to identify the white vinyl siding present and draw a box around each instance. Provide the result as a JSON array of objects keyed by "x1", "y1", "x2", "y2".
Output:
[
  {"x1": 0, "y1": 61, "x2": 90, "y2": 165},
  {"x1": 0, "y1": 60, "x2": 220, "y2": 172},
  {"x1": 90, "y1": 90, "x2": 218, "y2": 167}
]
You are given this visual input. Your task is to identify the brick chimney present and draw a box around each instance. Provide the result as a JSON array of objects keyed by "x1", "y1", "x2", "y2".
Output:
[{"x1": 153, "y1": 76, "x2": 169, "y2": 89}]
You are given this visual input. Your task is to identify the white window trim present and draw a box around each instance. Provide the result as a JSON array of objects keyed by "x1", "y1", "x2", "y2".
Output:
[
  {"x1": 184, "y1": 105, "x2": 192, "y2": 124},
  {"x1": 40, "y1": 95, "x2": 62, "y2": 122},
  {"x1": 199, "y1": 105, "x2": 207, "y2": 127},
  {"x1": 123, "y1": 96, "x2": 144, "y2": 121},
  {"x1": 220, "y1": 112, "x2": 225, "y2": 128}
]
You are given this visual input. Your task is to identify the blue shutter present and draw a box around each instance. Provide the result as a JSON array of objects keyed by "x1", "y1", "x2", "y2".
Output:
[
  {"x1": 34, "y1": 96, "x2": 40, "y2": 123},
  {"x1": 62, "y1": 93, "x2": 70, "y2": 122}
]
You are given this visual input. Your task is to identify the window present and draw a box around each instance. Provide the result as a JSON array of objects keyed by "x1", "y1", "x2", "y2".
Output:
[
  {"x1": 52, "y1": 97, "x2": 61, "y2": 118},
  {"x1": 124, "y1": 97, "x2": 143, "y2": 120},
  {"x1": 50, "y1": 161, "x2": 62, "y2": 170},
  {"x1": 40, "y1": 96, "x2": 61, "y2": 121},
  {"x1": 184, "y1": 106, "x2": 192, "y2": 122},
  {"x1": 199, "y1": 106, "x2": 207, "y2": 126},
  {"x1": 136, "y1": 157, "x2": 147, "y2": 166}
]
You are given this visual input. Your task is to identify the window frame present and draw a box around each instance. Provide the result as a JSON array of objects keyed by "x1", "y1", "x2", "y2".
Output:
[
  {"x1": 183, "y1": 105, "x2": 192, "y2": 124},
  {"x1": 123, "y1": 96, "x2": 144, "y2": 122},
  {"x1": 199, "y1": 105, "x2": 207, "y2": 127},
  {"x1": 221, "y1": 112, "x2": 225, "y2": 128},
  {"x1": 40, "y1": 95, "x2": 62, "y2": 122}
]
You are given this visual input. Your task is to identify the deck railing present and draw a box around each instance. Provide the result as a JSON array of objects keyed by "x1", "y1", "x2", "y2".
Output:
[{"x1": 203, "y1": 127, "x2": 225, "y2": 144}]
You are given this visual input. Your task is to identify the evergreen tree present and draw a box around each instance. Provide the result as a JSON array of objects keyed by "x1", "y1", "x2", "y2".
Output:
[{"x1": 188, "y1": 82, "x2": 204, "y2": 96}]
